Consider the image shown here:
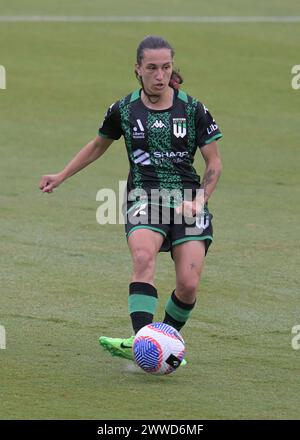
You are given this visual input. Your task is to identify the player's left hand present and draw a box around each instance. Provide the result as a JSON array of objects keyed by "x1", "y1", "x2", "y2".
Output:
[{"x1": 175, "y1": 200, "x2": 204, "y2": 217}]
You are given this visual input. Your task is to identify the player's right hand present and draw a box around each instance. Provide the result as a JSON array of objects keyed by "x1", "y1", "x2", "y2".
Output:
[{"x1": 39, "y1": 173, "x2": 63, "y2": 193}]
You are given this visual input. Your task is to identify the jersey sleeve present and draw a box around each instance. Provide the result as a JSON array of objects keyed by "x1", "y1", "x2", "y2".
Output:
[
  {"x1": 195, "y1": 102, "x2": 223, "y2": 148},
  {"x1": 98, "y1": 101, "x2": 123, "y2": 140}
]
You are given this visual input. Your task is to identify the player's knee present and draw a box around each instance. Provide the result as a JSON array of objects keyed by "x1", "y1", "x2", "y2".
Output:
[
  {"x1": 176, "y1": 277, "x2": 199, "y2": 299},
  {"x1": 132, "y1": 248, "x2": 155, "y2": 276}
]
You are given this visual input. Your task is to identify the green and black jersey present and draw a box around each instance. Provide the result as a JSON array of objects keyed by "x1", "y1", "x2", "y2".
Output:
[{"x1": 99, "y1": 88, "x2": 222, "y2": 203}]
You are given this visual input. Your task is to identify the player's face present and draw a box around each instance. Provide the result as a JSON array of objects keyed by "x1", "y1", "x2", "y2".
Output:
[{"x1": 136, "y1": 48, "x2": 173, "y2": 96}]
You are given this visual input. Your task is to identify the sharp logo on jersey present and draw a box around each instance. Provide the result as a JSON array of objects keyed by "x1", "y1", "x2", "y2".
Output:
[
  {"x1": 153, "y1": 151, "x2": 188, "y2": 165},
  {"x1": 133, "y1": 149, "x2": 151, "y2": 165},
  {"x1": 153, "y1": 151, "x2": 188, "y2": 159},
  {"x1": 173, "y1": 118, "x2": 187, "y2": 138},
  {"x1": 151, "y1": 120, "x2": 166, "y2": 129},
  {"x1": 133, "y1": 119, "x2": 145, "y2": 139}
]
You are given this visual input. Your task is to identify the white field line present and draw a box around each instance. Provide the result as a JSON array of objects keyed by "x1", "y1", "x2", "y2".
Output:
[{"x1": 0, "y1": 15, "x2": 300, "y2": 23}]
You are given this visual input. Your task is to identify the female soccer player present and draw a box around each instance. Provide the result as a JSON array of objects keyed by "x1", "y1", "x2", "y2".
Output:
[{"x1": 39, "y1": 36, "x2": 222, "y2": 366}]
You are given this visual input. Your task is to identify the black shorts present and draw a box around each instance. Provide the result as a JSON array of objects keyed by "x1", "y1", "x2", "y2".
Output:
[{"x1": 124, "y1": 201, "x2": 213, "y2": 255}]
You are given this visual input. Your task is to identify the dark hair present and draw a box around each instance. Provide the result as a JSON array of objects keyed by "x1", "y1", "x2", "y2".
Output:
[{"x1": 135, "y1": 35, "x2": 183, "y2": 89}]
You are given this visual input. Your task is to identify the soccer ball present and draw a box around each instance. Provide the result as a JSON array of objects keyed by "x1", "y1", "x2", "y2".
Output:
[{"x1": 133, "y1": 322, "x2": 186, "y2": 375}]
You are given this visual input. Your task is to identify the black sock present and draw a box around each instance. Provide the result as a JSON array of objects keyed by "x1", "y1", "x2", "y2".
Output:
[
  {"x1": 163, "y1": 290, "x2": 196, "y2": 331},
  {"x1": 128, "y1": 282, "x2": 158, "y2": 334}
]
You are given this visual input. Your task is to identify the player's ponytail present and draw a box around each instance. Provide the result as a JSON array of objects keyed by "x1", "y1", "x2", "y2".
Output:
[{"x1": 169, "y1": 69, "x2": 183, "y2": 90}]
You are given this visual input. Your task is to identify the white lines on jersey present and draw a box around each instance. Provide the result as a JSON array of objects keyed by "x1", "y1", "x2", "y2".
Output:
[
  {"x1": 1, "y1": 16, "x2": 300, "y2": 23},
  {"x1": 133, "y1": 149, "x2": 151, "y2": 166}
]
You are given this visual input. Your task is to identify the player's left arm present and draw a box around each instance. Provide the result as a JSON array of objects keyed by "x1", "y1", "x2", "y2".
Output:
[
  {"x1": 190, "y1": 141, "x2": 222, "y2": 215},
  {"x1": 197, "y1": 140, "x2": 222, "y2": 205},
  {"x1": 176, "y1": 141, "x2": 222, "y2": 216}
]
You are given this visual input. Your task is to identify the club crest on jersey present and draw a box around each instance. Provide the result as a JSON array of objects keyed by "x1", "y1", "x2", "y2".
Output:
[{"x1": 173, "y1": 118, "x2": 187, "y2": 138}]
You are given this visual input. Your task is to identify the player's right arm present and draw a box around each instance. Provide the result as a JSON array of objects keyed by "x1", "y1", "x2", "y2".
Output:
[{"x1": 39, "y1": 135, "x2": 113, "y2": 193}]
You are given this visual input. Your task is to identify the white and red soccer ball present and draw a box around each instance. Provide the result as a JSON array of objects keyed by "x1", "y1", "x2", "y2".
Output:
[{"x1": 133, "y1": 322, "x2": 186, "y2": 375}]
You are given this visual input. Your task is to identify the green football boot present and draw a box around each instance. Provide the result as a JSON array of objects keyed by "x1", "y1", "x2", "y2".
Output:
[
  {"x1": 99, "y1": 335, "x2": 135, "y2": 360},
  {"x1": 99, "y1": 335, "x2": 187, "y2": 366}
]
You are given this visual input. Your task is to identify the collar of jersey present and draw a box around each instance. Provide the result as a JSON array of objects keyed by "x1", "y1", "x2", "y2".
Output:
[{"x1": 130, "y1": 88, "x2": 179, "y2": 113}]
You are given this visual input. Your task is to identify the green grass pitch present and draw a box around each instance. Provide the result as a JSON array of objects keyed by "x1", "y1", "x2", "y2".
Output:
[{"x1": 1, "y1": 0, "x2": 300, "y2": 419}]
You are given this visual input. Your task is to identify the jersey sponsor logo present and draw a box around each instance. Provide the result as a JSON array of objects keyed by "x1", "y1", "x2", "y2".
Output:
[
  {"x1": 173, "y1": 118, "x2": 186, "y2": 138},
  {"x1": 153, "y1": 150, "x2": 188, "y2": 165},
  {"x1": 203, "y1": 104, "x2": 218, "y2": 134},
  {"x1": 133, "y1": 119, "x2": 145, "y2": 139},
  {"x1": 207, "y1": 123, "x2": 218, "y2": 135},
  {"x1": 151, "y1": 119, "x2": 167, "y2": 129},
  {"x1": 133, "y1": 149, "x2": 151, "y2": 165},
  {"x1": 136, "y1": 119, "x2": 144, "y2": 131},
  {"x1": 153, "y1": 151, "x2": 188, "y2": 159}
]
